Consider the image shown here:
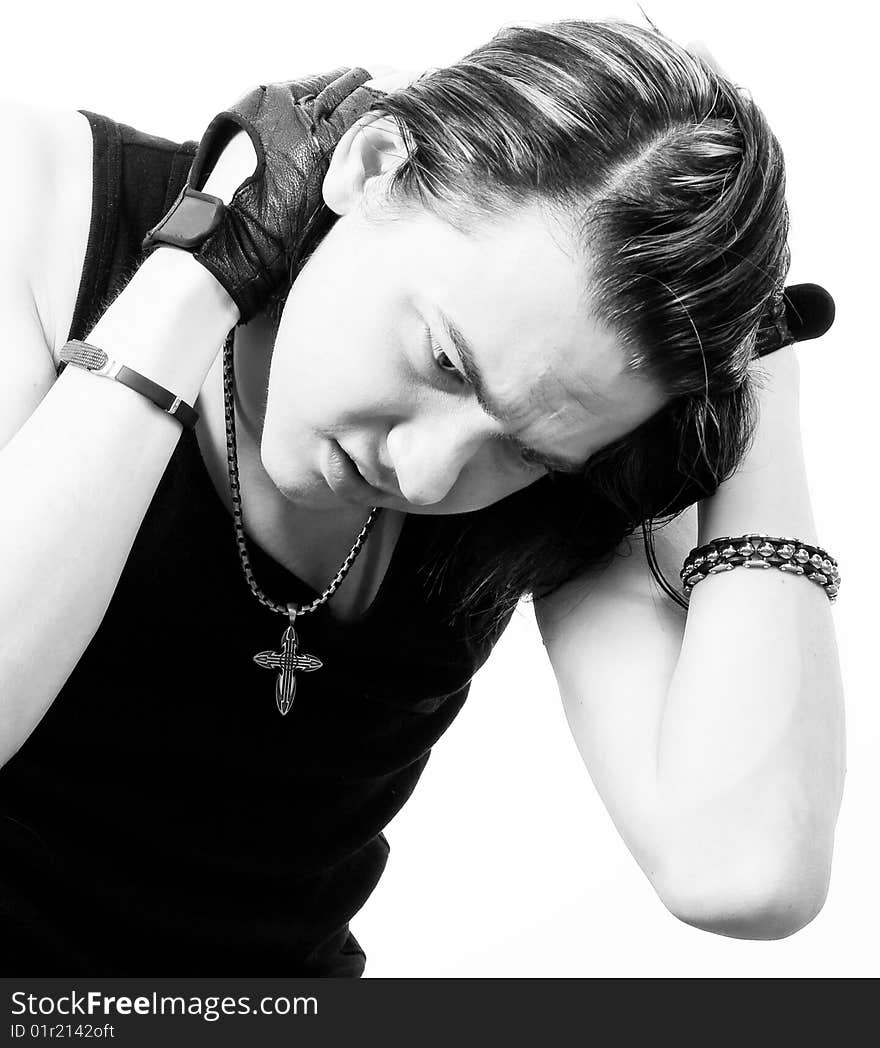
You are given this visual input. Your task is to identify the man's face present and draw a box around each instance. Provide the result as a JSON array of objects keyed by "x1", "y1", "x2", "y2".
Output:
[{"x1": 260, "y1": 196, "x2": 665, "y2": 515}]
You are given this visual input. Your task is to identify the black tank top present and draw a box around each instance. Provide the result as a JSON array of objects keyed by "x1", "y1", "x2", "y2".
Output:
[{"x1": 0, "y1": 110, "x2": 516, "y2": 976}]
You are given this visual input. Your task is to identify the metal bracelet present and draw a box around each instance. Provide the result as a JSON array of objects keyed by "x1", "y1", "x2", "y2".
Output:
[{"x1": 680, "y1": 533, "x2": 841, "y2": 602}]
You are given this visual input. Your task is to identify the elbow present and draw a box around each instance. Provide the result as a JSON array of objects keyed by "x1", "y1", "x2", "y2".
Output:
[
  {"x1": 662, "y1": 881, "x2": 828, "y2": 941},
  {"x1": 654, "y1": 845, "x2": 833, "y2": 941}
]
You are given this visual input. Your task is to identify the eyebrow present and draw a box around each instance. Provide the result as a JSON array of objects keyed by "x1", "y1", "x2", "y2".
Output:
[{"x1": 436, "y1": 309, "x2": 587, "y2": 473}]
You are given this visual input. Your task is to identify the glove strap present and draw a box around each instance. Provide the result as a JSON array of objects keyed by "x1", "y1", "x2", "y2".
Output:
[{"x1": 142, "y1": 184, "x2": 226, "y2": 253}]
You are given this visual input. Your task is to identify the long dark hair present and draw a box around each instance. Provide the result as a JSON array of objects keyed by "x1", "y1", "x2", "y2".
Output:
[{"x1": 286, "y1": 17, "x2": 792, "y2": 640}]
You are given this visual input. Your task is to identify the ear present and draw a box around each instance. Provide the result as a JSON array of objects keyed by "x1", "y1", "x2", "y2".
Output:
[{"x1": 322, "y1": 112, "x2": 409, "y2": 215}]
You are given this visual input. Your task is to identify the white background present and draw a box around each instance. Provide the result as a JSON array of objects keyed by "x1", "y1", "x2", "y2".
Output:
[{"x1": 2, "y1": 1, "x2": 874, "y2": 977}]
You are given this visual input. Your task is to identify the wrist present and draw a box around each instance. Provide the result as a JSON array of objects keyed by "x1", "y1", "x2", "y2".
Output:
[
  {"x1": 86, "y1": 247, "x2": 238, "y2": 403},
  {"x1": 696, "y1": 428, "x2": 818, "y2": 547},
  {"x1": 696, "y1": 350, "x2": 816, "y2": 542},
  {"x1": 140, "y1": 244, "x2": 241, "y2": 324}
]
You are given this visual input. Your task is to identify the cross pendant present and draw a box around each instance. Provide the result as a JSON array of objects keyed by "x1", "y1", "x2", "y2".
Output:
[{"x1": 252, "y1": 604, "x2": 323, "y2": 716}]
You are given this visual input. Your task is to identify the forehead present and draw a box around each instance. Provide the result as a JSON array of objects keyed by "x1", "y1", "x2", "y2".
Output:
[{"x1": 385, "y1": 198, "x2": 664, "y2": 456}]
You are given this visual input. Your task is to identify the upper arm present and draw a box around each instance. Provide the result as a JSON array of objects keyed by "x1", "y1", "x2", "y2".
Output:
[
  {"x1": 534, "y1": 505, "x2": 697, "y2": 870},
  {"x1": 0, "y1": 101, "x2": 88, "y2": 450}
]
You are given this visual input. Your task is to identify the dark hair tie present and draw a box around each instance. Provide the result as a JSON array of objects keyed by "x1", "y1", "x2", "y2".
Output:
[{"x1": 753, "y1": 282, "x2": 836, "y2": 358}]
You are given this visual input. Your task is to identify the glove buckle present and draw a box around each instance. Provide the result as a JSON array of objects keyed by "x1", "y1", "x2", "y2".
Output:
[{"x1": 142, "y1": 184, "x2": 226, "y2": 253}]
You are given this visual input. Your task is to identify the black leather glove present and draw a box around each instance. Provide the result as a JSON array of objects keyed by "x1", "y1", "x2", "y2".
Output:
[
  {"x1": 142, "y1": 67, "x2": 380, "y2": 324},
  {"x1": 753, "y1": 284, "x2": 835, "y2": 358}
]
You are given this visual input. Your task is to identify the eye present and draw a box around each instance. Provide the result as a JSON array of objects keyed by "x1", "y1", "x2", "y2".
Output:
[
  {"x1": 426, "y1": 327, "x2": 552, "y2": 474},
  {"x1": 493, "y1": 434, "x2": 546, "y2": 473},
  {"x1": 428, "y1": 332, "x2": 465, "y2": 382},
  {"x1": 516, "y1": 446, "x2": 548, "y2": 472},
  {"x1": 508, "y1": 440, "x2": 553, "y2": 473},
  {"x1": 427, "y1": 329, "x2": 547, "y2": 472}
]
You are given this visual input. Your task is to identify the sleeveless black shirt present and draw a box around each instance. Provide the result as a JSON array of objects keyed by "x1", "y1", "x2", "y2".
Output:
[{"x1": 0, "y1": 110, "x2": 516, "y2": 976}]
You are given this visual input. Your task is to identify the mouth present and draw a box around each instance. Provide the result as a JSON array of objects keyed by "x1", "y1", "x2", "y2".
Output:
[
  {"x1": 349, "y1": 456, "x2": 392, "y2": 493},
  {"x1": 324, "y1": 441, "x2": 393, "y2": 501}
]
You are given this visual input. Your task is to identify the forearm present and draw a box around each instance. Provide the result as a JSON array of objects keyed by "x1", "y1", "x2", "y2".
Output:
[
  {"x1": 653, "y1": 349, "x2": 845, "y2": 931},
  {"x1": 0, "y1": 248, "x2": 237, "y2": 767}
]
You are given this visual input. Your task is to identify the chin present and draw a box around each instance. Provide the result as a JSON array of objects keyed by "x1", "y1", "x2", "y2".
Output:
[
  {"x1": 271, "y1": 473, "x2": 334, "y2": 509},
  {"x1": 259, "y1": 435, "x2": 319, "y2": 505}
]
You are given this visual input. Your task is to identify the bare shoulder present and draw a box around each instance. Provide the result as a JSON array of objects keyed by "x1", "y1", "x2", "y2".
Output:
[{"x1": 0, "y1": 101, "x2": 94, "y2": 364}]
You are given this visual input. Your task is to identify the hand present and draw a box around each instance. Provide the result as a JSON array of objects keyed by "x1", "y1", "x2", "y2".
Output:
[{"x1": 142, "y1": 67, "x2": 380, "y2": 324}]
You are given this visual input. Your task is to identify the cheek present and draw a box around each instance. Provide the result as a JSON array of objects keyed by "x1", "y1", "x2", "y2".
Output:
[
  {"x1": 274, "y1": 271, "x2": 407, "y2": 407},
  {"x1": 265, "y1": 319, "x2": 362, "y2": 423}
]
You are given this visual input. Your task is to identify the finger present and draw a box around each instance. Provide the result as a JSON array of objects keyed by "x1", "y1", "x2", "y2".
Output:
[
  {"x1": 318, "y1": 86, "x2": 386, "y2": 145},
  {"x1": 311, "y1": 67, "x2": 374, "y2": 120},
  {"x1": 276, "y1": 68, "x2": 351, "y2": 102}
]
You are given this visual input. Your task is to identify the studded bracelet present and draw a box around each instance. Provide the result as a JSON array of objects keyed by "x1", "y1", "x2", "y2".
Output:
[{"x1": 680, "y1": 534, "x2": 840, "y2": 602}]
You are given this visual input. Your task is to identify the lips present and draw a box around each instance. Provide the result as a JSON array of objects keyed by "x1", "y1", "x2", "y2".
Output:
[
  {"x1": 325, "y1": 441, "x2": 391, "y2": 499},
  {"x1": 341, "y1": 444, "x2": 398, "y2": 496}
]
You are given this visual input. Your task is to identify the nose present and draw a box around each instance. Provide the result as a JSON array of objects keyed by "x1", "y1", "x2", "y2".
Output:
[{"x1": 387, "y1": 406, "x2": 502, "y2": 506}]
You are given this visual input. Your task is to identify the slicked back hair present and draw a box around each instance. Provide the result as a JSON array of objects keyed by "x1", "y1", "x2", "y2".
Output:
[{"x1": 293, "y1": 18, "x2": 792, "y2": 635}]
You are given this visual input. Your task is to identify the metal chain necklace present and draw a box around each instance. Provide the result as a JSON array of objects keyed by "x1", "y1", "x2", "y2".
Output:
[{"x1": 220, "y1": 329, "x2": 383, "y2": 716}]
